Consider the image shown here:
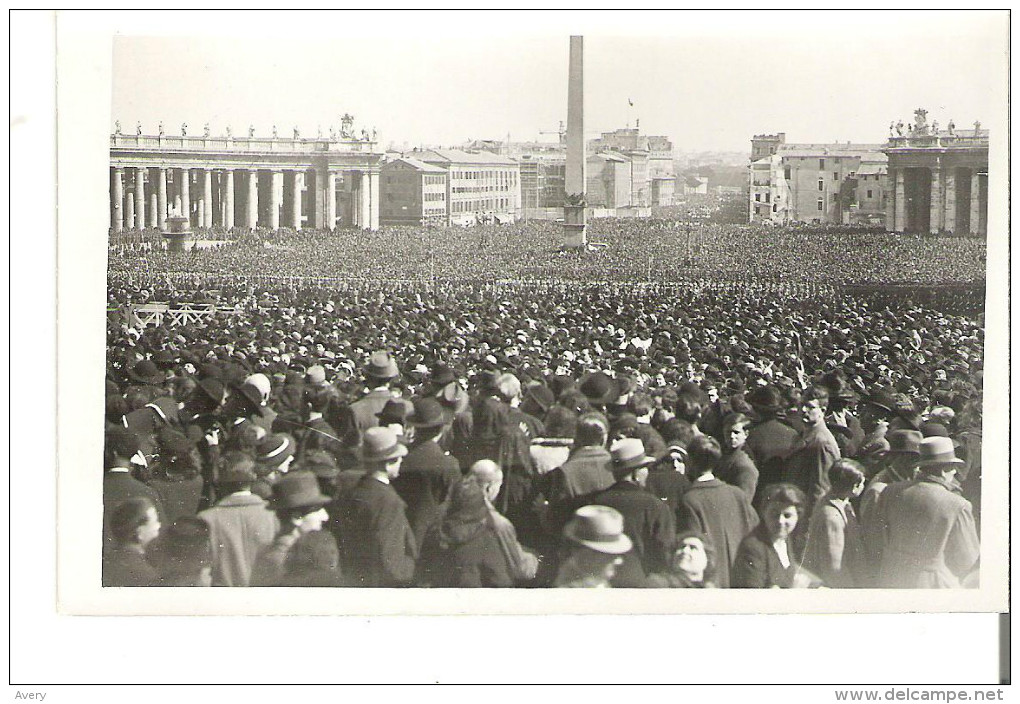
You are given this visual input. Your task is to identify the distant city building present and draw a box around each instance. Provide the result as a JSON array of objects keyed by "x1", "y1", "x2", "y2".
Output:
[
  {"x1": 413, "y1": 149, "x2": 521, "y2": 225},
  {"x1": 884, "y1": 111, "x2": 988, "y2": 235},
  {"x1": 748, "y1": 136, "x2": 888, "y2": 225},
  {"x1": 586, "y1": 151, "x2": 632, "y2": 208},
  {"x1": 588, "y1": 127, "x2": 677, "y2": 207},
  {"x1": 380, "y1": 157, "x2": 448, "y2": 226},
  {"x1": 519, "y1": 152, "x2": 566, "y2": 212}
]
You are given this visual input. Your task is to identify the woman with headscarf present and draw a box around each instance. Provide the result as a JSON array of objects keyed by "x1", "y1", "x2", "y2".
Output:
[{"x1": 415, "y1": 476, "x2": 513, "y2": 587}]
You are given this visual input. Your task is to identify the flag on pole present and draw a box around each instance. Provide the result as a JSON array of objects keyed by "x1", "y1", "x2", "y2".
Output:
[{"x1": 628, "y1": 98, "x2": 634, "y2": 106}]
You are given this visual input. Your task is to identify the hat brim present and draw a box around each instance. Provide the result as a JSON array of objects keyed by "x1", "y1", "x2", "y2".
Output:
[
  {"x1": 614, "y1": 456, "x2": 656, "y2": 472},
  {"x1": 917, "y1": 457, "x2": 964, "y2": 467},
  {"x1": 129, "y1": 370, "x2": 165, "y2": 385},
  {"x1": 563, "y1": 527, "x2": 633, "y2": 555},
  {"x1": 363, "y1": 442, "x2": 409, "y2": 463},
  {"x1": 408, "y1": 416, "x2": 447, "y2": 428}
]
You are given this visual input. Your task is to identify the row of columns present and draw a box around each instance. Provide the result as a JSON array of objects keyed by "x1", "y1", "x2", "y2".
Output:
[
  {"x1": 889, "y1": 165, "x2": 985, "y2": 235},
  {"x1": 111, "y1": 166, "x2": 379, "y2": 232}
]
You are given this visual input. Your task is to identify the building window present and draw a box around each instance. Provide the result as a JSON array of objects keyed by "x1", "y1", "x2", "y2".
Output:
[
  {"x1": 867, "y1": 189, "x2": 873, "y2": 199},
  {"x1": 818, "y1": 179, "x2": 824, "y2": 191},
  {"x1": 833, "y1": 172, "x2": 839, "y2": 181},
  {"x1": 773, "y1": 203, "x2": 778, "y2": 212},
  {"x1": 819, "y1": 159, "x2": 825, "y2": 169},
  {"x1": 755, "y1": 193, "x2": 761, "y2": 202},
  {"x1": 765, "y1": 192, "x2": 770, "y2": 203},
  {"x1": 784, "y1": 166, "x2": 791, "y2": 180},
  {"x1": 817, "y1": 199, "x2": 823, "y2": 211}
]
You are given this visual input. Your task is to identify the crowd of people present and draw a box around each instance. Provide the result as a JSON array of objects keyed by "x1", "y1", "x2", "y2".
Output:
[
  {"x1": 101, "y1": 222, "x2": 986, "y2": 589},
  {"x1": 108, "y1": 215, "x2": 987, "y2": 286}
]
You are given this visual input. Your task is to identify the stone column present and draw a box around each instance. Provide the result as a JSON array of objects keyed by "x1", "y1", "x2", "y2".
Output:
[
  {"x1": 884, "y1": 167, "x2": 895, "y2": 232},
  {"x1": 148, "y1": 170, "x2": 158, "y2": 228},
  {"x1": 928, "y1": 165, "x2": 942, "y2": 234},
  {"x1": 180, "y1": 169, "x2": 190, "y2": 226},
  {"x1": 125, "y1": 188, "x2": 135, "y2": 229},
  {"x1": 943, "y1": 168, "x2": 957, "y2": 234},
  {"x1": 111, "y1": 167, "x2": 124, "y2": 232},
  {"x1": 270, "y1": 170, "x2": 283, "y2": 230},
  {"x1": 134, "y1": 168, "x2": 145, "y2": 230},
  {"x1": 969, "y1": 170, "x2": 981, "y2": 235},
  {"x1": 291, "y1": 170, "x2": 304, "y2": 230},
  {"x1": 894, "y1": 168, "x2": 906, "y2": 232},
  {"x1": 326, "y1": 171, "x2": 337, "y2": 230},
  {"x1": 224, "y1": 170, "x2": 235, "y2": 230},
  {"x1": 312, "y1": 168, "x2": 325, "y2": 229},
  {"x1": 369, "y1": 171, "x2": 380, "y2": 231},
  {"x1": 202, "y1": 169, "x2": 213, "y2": 228},
  {"x1": 157, "y1": 167, "x2": 168, "y2": 230},
  {"x1": 360, "y1": 172, "x2": 371, "y2": 230},
  {"x1": 247, "y1": 169, "x2": 259, "y2": 230}
]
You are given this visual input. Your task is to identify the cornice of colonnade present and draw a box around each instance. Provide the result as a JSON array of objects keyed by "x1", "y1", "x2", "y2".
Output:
[{"x1": 108, "y1": 155, "x2": 385, "y2": 171}]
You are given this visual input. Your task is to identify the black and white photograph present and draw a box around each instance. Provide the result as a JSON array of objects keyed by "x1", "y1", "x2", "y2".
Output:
[{"x1": 12, "y1": 8, "x2": 1011, "y2": 689}]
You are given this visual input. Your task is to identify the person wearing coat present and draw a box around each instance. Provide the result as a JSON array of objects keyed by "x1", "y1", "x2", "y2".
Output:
[
  {"x1": 732, "y1": 483, "x2": 810, "y2": 589},
  {"x1": 542, "y1": 412, "x2": 615, "y2": 537},
  {"x1": 874, "y1": 437, "x2": 980, "y2": 588},
  {"x1": 103, "y1": 496, "x2": 161, "y2": 586},
  {"x1": 333, "y1": 427, "x2": 418, "y2": 587},
  {"x1": 744, "y1": 385, "x2": 798, "y2": 505},
  {"x1": 197, "y1": 452, "x2": 280, "y2": 586},
  {"x1": 782, "y1": 385, "x2": 841, "y2": 514},
  {"x1": 802, "y1": 460, "x2": 866, "y2": 588},
  {"x1": 104, "y1": 427, "x2": 166, "y2": 552},
  {"x1": 716, "y1": 412, "x2": 759, "y2": 500},
  {"x1": 391, "y1": 398, "x2": 462, "y2": 547},
  {"x1": 587, "y1": 437, "x2": 676, "y2": 584},
  {"x1": 678, "y1": 435, "x2": 759, "y2": 588},
  {"x1": 349, "y1": 351, "x2": 401, "y2": 435},
  {"x1": 416, "y1": 476, "x2": 514, "y2": 587}
]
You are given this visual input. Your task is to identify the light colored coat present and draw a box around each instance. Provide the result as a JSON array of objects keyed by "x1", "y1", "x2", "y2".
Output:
[{"x1": 198, "y1": 493, "x2": 279, "y2": 587}]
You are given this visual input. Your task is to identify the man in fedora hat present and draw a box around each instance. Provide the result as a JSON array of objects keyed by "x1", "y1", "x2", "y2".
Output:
[
  {"x1": 104, "y1": 427, "x2": 166, "y2": 554},
  {"x1": 542, "y1": 412, "x2": 615, "y2": 538},
  {"x1": 198, "y1": 451, "x2": 279, "y2": 587},
  {"x1": 350, "y1": 350, "x2": 401, "y2": 435},
  {"x1": 332, "y1": 426, "x2": 417, "y2": 586},
  {"x1": 874, "y1": 436, "x2": 979, "y2": 588},
  {"x1": 783, "y1": 384, "x2": 842, "y2": 512},
  {"x1": 250, "y1": 470, "x2": 333, "y2": 586},
  {"x1": 587, "y1": 437, "x2": 676, "y2": 584},
  {"x1": 391, "y1": 398, "x2": 461, "y2": 547},
  {"x1": 554, "y1": 505, "x2": 633, "y2": 588}
]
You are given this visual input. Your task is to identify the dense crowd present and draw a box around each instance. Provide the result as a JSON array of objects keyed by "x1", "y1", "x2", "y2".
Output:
[
  {"x1": 102, "y1": 248, "x2": 985, "y2": 588},
  {"x1": 108, "y1": 216, "x2": 987, "y2": 286}
]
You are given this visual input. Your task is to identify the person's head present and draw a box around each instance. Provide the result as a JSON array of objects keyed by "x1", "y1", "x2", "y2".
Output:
[
  {"x1": 256, "y1": 433, "x2": 296, "y2": 475},
  {"x1": 800, "y1": 385, "x2": 830, "y2": 427},
  {"x1": 270, "y1": 470, "x2": 331, "y2": 535},
  {"x1": 149, "y1": 517, "x2": 213, "y2": 587},
  {"x1": 543, "y1": 405, "x2": 578, "y2": 440},
  {"x1": 721, "y1": 412, "x2": 751, "y2": 452},
  {"x1": 672, "y1": 530, "x2": 716, "y2": 584},
  {"x1": 469, "y1": 459, "x2": 503, "y2": 504},
  {"x1": 284, "y1": 530, "x2": 340, "y2": 578},
  {"x1": 627, "y1": 392, "x2": 654, "y2": 421},
  {"x1": 758, "y1": 483, "x2": 807, "y2": 542},
  {"x1": 828, "y1": 459, "x2": 867, "y2": 499},
  {"x1": 110, "y1": 496, "x2": 161, "y2": 548},
  {"x1": 915, "y1": 436, "x2": 964, "y2": 479},
  {"x1": 306, "y1": 386, "x2": 332, "y2": 415},
  {"x1": 362, "y1": 426, "x2": 408, "y2": 479},
  {"x1": 574, "y1": 412, "x2": 609, "y2": 449},
  {"x1": 674, "y1": 390, "x2": 704, "y2": 425},
  {"x1": 609, "y1": 437, "x2": 654, "y2": 487},
  {"x1": 560, "y1": 505, "x2": 633, "y2": 587},
  {"x1": 216, "y1": 451, "x2": 257, "y2": 495},
  {"x1": 686, "y1": 435, "x2": 722, "y2": 479},
  {"x1": 105, "y1": 427, "x2": 142, "y2": 468}
]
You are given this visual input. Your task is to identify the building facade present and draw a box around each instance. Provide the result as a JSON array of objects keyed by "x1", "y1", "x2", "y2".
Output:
[
  {"x1": 109, "y1": 123, "x2": 384, "y2": 232},
  {"x1": 519, "y1": 153, "x2": 566, "y2": 211},
  {"x1": 414, "y1": 149, "x2": 521, "y2": 226},
  {"x1": 883, "y1": 112, "x2": 988, "y2": 235},
  {"x1": 748, "y1": 136, "x2": 888, "y2": 225},
  {"x1": 586, "y1": 152, "x2": 632, "y2": 208},
  {"x1": 379, "y1": 157, "x2": 448, "y2": 226}
]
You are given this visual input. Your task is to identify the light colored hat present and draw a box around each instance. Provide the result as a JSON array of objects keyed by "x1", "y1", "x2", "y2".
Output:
[
  {"x1": 362, "y1": 426, "x2": 409, "y2": 463},
  {"x1": 306, "y1": 365, "x2": 326, "y2": 385},
  {"x1": 244, "y1": 373, "x2": 272, "y2": 405},
  {"x1": 916, "y1": 436, "x2": 964, "y2": 468},
  {"x1": 563, "y1": 505, "x2": 633, "y2": 555},
  {"x1": 610, "y1": 437, "x2": 654, "y2": 472}
]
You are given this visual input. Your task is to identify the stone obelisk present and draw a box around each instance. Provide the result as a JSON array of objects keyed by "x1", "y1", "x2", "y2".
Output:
[{"x1": 563, "y1": 35, "x2": 587, "y2": 249}]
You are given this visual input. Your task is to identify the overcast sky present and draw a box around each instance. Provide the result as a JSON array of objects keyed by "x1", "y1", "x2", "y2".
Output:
[{"x1": 103, "y1": 11, "x2": 1007, "y2": 153}]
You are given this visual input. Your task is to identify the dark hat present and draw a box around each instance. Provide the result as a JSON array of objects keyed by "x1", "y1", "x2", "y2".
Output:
[
  {"x1": 920, "y1": 421, "x2": 950, "y2": 438},
  {"x1": 407, "y1": 398, "x2": 447, "y2": 428},
  {"x1": 365, "y1": 350, "x2": 399, "y2": 380},
  {"x1": 579, "y1": 372, "x2": 618, "y2": 406},
  {"x1": 145, "y1": 396, "x2": 180, "y2": 425},
  {"x1": 106, "y1": 427, "x2": 141, "y2": 460},
  {"x1": 362, "y1": 427, "x2": 409, "y2": 463},
  {"x1": 746, "y1": 385, "x2": 783, "y2": 413},
  {"x1": 232, "y1": 382, "x2": 266, "y2": 416},
  {"x1": 886, "y1": 429, "x2": 923, "y2": 455},
  {"x1": 194, "y1": 377, "x2": 226, "y2": 406},
  {"x1": 524, "y1": 385, "x2": 555, "y2": 414},
  {"x1": 152, "y1": 350, "x2": 178, "y2": 370},
  {"x1": 158, "y1": 427, "x2": 200, "y2": 456},
  {"x1": 866, "y1": 389, "x2": 898, "y2": 413},
  {"x1": 268, "y1": 470, "x2": 331, "y2": 511},
  {"x1": 916, "y1": 436, "x2": 964, "y2": 468},
  {"x1": 376, "y1": 398, "x2": 413, "y2": 426},
  {"x1": 428, "y1": 364, "x2": 456, "y2": 391},
  {"x1": 256, "y1": 433, "x2": 296, "y2": 468},
  {"x1": 128, "y1": 359, "x2": 164, "y2": 385},
  {"x1": 217, "y1": 455, "x2": 257, "y2": 485},
  {"x1": 296, "y1": 450, "x2": 339, "y2": 480},
  {"x1": 438, "y1": 383, "x2": 470, "y2": 416}
]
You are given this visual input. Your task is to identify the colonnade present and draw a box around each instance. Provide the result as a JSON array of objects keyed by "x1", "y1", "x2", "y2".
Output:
[
  {"x1": 110, "y1": 166, "x2": 380, "y2": 232},
  {"x1": 887, "y1": 165, "x2": 986, "y2": 236}
]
